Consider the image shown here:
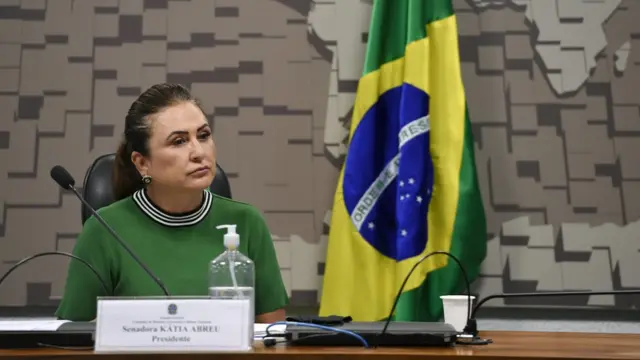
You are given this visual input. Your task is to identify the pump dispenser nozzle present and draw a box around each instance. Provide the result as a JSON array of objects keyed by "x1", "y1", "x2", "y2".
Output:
[{"x1": 216, "y1": 224, "x2": 239, "y2": 249}]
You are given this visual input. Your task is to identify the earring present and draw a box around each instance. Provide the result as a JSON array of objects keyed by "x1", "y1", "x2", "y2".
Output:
[{"x1": 141, "y1": 175, "x2": 152, "y2": 185}]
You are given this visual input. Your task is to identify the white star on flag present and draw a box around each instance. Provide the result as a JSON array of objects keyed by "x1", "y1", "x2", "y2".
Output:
[
  {"x1": 416, "y1": 196, "x2": 423, "y2": 203},
  {"x1": 368, "y1": 222, "x2": 375, "y2": 229},
  {"x1": 408, "y1": 178, "x2": 415, "y2": 184},
  {"x1": 401, "y1": 229, "x2": 407, "y2": 236}
]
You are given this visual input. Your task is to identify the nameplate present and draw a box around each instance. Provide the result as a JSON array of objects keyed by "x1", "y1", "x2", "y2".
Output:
[{"x1": 94, "y1": 297, "x2": 252, "y2": 353}]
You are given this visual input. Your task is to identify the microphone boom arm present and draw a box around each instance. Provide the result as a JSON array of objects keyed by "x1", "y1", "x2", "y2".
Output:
[
  {"x1": 378, "y1": 251, "x2": 473, "y2": 345},
  {"x1": 67, "y1": 186, "x2": 171, "y2": 297},
  {"x1": 49, "y1": 164, "x2": 170, "y2": 297},
  {"x1": 464, "y1": 289, "x2": 640, "y2": 336}
]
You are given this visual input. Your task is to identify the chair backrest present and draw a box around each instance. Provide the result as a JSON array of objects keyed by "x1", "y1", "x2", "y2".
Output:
[{"x1": 81, "y1": 153, "x2": 232, "y2": 224}]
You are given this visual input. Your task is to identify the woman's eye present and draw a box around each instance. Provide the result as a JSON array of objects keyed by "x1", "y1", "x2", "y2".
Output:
[
  {"x1": 198, "y1": 132, "x2": 211, "y2": 140},
  {"x1": 173, "y1": 138, "x2": 186, "y2": 145}
]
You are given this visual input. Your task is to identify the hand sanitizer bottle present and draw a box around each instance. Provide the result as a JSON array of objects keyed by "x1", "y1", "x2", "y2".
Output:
[{"x1": 209, "y1": 224, "x2": 255, "y2": 345}]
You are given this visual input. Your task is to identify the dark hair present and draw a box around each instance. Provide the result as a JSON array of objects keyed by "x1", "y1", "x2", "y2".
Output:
[{"x1": 113, "y1": 83, "x2": 204, "y2": 200}]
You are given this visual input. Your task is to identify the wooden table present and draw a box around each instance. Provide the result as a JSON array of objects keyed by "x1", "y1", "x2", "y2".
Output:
[{"x1": 1, "y1": 331, "x2": 639, "y2": 359}]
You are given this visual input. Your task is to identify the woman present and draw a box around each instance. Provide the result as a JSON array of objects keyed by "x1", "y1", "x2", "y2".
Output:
[{"x1": 55, "y1": 83, "x2": 289, "y2": 323}]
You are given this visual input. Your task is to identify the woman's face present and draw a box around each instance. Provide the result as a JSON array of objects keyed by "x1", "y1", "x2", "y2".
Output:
[{"x1": 132, "y1": 101, "x2": 216, "y2": 192}]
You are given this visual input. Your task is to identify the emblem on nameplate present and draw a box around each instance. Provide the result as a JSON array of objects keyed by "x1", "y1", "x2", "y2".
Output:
[{"x1": 167, "y1": 303, "x2": 178, "y2": 315}]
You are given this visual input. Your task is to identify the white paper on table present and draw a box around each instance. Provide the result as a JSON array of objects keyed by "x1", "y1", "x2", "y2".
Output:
[
  {"x1": 0, "y1": 320, "x2": 71, "y2": 331},
  {"x1": 254, "y1": 323, "x2": 286, "y2": 339}
]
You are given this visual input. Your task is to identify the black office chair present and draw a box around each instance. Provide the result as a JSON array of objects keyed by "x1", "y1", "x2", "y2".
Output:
[{"x1": 81, "y1": 153, "x2": 232, "y2": 224}]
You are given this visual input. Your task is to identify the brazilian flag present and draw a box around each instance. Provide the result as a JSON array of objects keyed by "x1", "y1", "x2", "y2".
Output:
[{"x1": 319, "y1": 0, "x2": 487, "y2": 322}]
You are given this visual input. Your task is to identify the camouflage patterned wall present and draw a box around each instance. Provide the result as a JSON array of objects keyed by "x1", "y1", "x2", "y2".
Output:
[{"x1": 1, "y1": 0, "x2": 639, "y2": 311}]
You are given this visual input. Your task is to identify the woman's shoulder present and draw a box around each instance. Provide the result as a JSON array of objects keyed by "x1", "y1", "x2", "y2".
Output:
[
  {"x1": 84, "y1": 196, "x2": 138, "y2": 229},
  {"x1": 210, "y1": 194, "x2": 265, "y2": 224},
  {"x1": 76, "y1": 197, "x2": 139, "y2": 250}
]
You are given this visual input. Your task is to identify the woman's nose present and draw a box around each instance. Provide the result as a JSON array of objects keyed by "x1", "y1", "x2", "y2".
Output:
[{"x1": 190, "y1": 138, "x2": 205, "y2": 159}]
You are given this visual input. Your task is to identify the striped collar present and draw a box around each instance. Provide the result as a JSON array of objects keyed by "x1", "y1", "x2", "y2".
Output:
[{"x1": 132, "y1": 189, "x2": 213, "y2": 227}]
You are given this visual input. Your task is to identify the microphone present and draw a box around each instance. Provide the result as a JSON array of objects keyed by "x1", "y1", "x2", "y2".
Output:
[
  {"x1": 50, "y1": 165, "x2": 170, "y2": 297},
  {"x1": 0, "y1": 251, "x2": 109, "y2": 295},
  {"x1": 463, "y1": 289, "x2": 640, "y2": 337},
  {"x1": 378, "y1": 251, "x2": 473, "y2": 344}
]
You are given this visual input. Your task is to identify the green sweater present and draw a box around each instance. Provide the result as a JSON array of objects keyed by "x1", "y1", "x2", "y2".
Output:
[{"x1": 55, "y1": 189, "x2": 289, "y2": 322}]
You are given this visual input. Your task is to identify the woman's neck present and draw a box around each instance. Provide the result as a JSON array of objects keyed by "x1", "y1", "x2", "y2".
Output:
[{"x1": 144, "y1": 185, "x2": 204, "y2": 215}]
